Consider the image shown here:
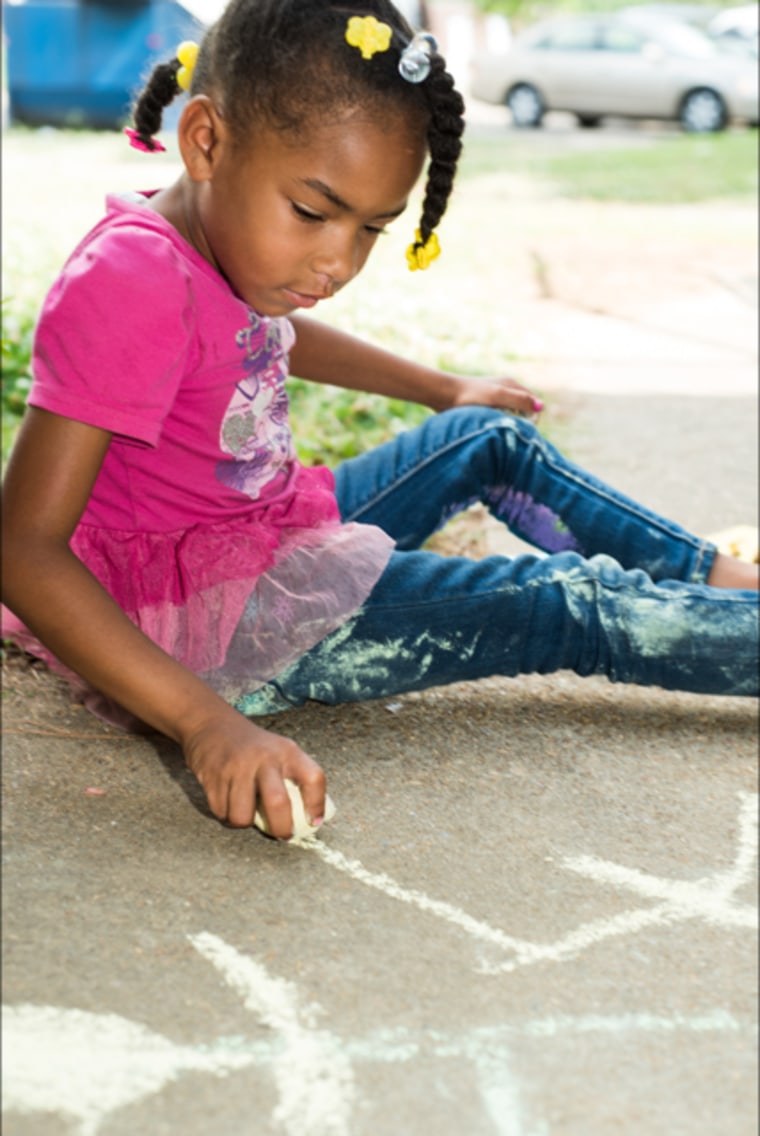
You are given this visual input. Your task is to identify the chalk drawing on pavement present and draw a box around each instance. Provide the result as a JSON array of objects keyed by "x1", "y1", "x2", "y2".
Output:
[
  {"x1": 305, "y1": 790, "x2": 757, "y2": 974},
  {"x1": 2, "y1": 793, "x2": 756, "y2": 1135},
  {"x1": 2, "y1": 948, "x2": 751, "y2": 1136}
]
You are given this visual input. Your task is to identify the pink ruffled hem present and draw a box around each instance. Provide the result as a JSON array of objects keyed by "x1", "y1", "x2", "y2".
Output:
[{"x1": 2, "y1": 519, "x2": 394, "y2": 730}]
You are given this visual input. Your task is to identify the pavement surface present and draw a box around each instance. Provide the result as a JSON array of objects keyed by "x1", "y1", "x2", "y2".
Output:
[{"x1": 2, "y1": 127, "x2": 758, "y2": 1135}]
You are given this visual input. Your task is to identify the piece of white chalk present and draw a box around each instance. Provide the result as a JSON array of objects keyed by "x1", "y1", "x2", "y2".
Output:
[{"x1": 254, "y1": 778, "x2": 336, "y2": 845}]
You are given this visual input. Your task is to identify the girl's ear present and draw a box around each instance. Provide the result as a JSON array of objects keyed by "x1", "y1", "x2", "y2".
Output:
[{"x1": 177, "y1": 95, "x2": 227, "y2": 181}]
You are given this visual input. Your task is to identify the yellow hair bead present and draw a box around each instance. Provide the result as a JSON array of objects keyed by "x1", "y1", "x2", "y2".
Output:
[
  {"x1": 406, "y1": 229, "x2": 441, "y2": 272},
  {"x1": 345, "y1": 15, "x2": 392, "y2": 60},
  {"x1": 176, "y1": 40, "x2": 199, "y2": 92}
]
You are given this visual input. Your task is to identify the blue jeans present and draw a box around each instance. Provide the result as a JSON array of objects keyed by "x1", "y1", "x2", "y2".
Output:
[{"x1": 237, "y1": 407, "x2": 758, "y2": 714}]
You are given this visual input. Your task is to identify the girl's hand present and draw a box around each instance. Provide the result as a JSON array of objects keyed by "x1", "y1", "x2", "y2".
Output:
[
  {"x1": 448, "y1": 374, "x2": 544, "y2": 419},
  {"x1": 182, "y1": 712, "x2": 327, "y2": 838}
]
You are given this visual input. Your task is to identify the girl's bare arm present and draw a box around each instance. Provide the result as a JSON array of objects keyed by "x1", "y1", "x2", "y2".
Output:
[
  {"x1": 1, "y1": 408, "x2": 325, "y2": 834},
  {"x1": 289, "y1": 315, "x2": 541, "y2": 416}
]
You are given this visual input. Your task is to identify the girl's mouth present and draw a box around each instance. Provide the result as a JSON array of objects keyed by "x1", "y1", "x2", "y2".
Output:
[{"x1": 282, "y1": 288, "x2": 328, "y2": 309}]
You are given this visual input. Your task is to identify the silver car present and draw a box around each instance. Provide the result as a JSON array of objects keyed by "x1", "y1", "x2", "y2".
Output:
[{"x1": 470, "y1": 11, "x2": 759, "y2": 132}]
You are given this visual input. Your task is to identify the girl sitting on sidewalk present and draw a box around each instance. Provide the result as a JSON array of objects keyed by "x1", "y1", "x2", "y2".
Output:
[{"x1": 2, "y1": 0, "x2": 757, "y2": 839}]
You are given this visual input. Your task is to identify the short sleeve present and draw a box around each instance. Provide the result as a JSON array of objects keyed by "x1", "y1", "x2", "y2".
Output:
[{"x1": 30, "y1": 222, "x2": 197, "y2": 446}]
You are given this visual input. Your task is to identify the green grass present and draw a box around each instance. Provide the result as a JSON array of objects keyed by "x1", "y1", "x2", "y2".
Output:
[
  {"x1": 461, "y1": 128, "x2": 759, "y2": 202},
  {"x1": 544, "y1": 131, "x2": 759, "y2": 202},
  {"x1": 1, "y1": 301, "x2": 35, "y2": 461},
  {"x1": 286, "y1": 379, "x2": 431, "y2": 464}
]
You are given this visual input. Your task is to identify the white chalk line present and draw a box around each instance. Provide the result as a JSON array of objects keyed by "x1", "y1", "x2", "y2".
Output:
[
  {"x1": 4, "y1": 995, "x2": 751, "y2": 1136},
  {"x1": 304, "y1": 792, "x2": 758, "y2": 976},
  {"x1": 308, "y1": 841, "x2": 534, "y2": 954},
  {"x1": 340, "y1": 1007, "x2": 753, "y2": 1062},
  {"x1": 474, "y1": 1048, "x2": 547, "y2": 1136},
  {"x1": 714, "y1": 787, "x2": 758, "y2": 894},
  {"x1": 564, "y1": 789, "x2": 757, "y2": 916},
  {"x1": 561, "y1": 858, "x2": 755, "y2": 926},
  {"x1": 1, "y1": 1002, "x2": 256, "y2": 1136},
  {"x1": 190, "y1": 932, "x2": 355, "y2": 1136}
]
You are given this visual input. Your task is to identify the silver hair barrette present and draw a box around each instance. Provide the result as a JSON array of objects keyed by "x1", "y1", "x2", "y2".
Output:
[{"x1": 398, "y1": 32, "x2": 437, "y2": 84}]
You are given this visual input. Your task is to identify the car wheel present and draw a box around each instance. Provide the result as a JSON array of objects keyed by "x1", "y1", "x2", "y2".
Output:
[
  {"x1": 507, "y1": 83, "x2": 544, "y2": 129},
  {"x1": 577, "y1": 115, "x2": 602, "y2": 128},
  {"x1": 680, "y1": 88, "x2": 727, "y2": 133}
]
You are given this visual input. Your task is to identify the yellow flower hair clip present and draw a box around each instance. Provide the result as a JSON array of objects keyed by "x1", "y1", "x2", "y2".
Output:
[
  {"x1": 176, "y1": 40, "x2": 199, "y2": 92},
  {"x1": 406, "y1": 229, "x2": 441, "y2": 272},
  {"x1": 345, "y1": 15, "x2": 392, "y2": 60}
]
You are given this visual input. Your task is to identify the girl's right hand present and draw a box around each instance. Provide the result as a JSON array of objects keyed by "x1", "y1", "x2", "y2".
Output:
[{"x1": 181, "y1": 711, "x2": 327, "y2": 838}]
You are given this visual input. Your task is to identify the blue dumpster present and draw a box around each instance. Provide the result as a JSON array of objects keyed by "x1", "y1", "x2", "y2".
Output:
[{"x1": 4, "y1": 0, "x2": 204, "y2": 128}]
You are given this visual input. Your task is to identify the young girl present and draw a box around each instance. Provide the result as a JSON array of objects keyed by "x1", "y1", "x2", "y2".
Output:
[{"x1": 2, "y1": 0, "x2": 757, "y2": 840}]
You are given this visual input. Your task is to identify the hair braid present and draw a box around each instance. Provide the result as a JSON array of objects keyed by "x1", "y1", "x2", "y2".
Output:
[
  {"x1": 416, "y1": 56, "x2": 465, "y2": 250},
  {"x1": 131, "y1": 59, "x2": 182, "y2": 149}
]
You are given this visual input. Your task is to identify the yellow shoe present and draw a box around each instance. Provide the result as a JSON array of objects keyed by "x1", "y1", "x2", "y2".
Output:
[{"x1": 705, "y1": 525, "x2": 759, "y2": 564}]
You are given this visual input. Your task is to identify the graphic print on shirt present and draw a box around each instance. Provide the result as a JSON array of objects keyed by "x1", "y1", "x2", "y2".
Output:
[{"x1": 215, "y1": 309, "x2": 295, "y2": 499}]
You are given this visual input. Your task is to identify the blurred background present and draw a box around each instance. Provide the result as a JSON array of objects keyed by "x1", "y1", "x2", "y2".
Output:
[
  {"x1": 2, "y1": 0, "x2": 756, "y2": 130},
  {"x1": 1, "y1": 0, "x2": 758, "y2": 469}
]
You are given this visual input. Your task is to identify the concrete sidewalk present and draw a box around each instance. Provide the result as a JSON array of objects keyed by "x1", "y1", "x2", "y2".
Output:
[{"x1": 2, "y1": 255, "x2": 758, "y2": 1133}]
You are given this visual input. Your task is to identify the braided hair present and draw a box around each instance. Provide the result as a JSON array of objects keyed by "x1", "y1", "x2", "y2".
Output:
[{"x1": 130, "y1": 0, "x2": 465, "y2": 260}]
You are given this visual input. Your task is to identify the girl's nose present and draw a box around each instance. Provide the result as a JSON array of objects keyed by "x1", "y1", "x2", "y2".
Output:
[{"x1": 311, "y1": 231, "x2": 359, "y2": 288}]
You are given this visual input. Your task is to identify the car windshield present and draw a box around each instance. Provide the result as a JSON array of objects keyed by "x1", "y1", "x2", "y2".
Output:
[{"x1": 525, "y1": 21, "x2": 598, "y2": 51}]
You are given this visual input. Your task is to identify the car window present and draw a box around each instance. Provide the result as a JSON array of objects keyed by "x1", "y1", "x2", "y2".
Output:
[
  {"x1": 532, "y1": 22, "x2": 599, "y2": 51},
  {"x1": 601, "y1": 25, "x2": 646, "y2": 54}
]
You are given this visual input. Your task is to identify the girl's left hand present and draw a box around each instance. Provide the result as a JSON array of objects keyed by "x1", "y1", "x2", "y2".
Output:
[{"x1": 449, "y1": 374, "x2": 544, "y2": 419}]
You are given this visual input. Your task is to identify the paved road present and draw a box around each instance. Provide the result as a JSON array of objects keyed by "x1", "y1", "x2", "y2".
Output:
[{"x1": 2, "y1": 191, "x2": 758, "y2": 1135}]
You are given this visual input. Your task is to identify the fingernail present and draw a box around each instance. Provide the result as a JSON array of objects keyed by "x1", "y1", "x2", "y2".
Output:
[
  {"x1": 532, "y1": 398, "x2": 544, "y2": 412},
  {"x1": 311, "y1": 816, "x2": 324, "y2": 827}
]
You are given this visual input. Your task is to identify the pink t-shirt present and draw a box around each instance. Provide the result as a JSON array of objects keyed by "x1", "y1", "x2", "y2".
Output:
[{"x1": 2, "y1": 194, "x2": 394, "y2": 722}]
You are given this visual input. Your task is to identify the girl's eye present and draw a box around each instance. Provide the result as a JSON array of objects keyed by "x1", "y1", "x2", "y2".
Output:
[
  {"x1": 292, "y1": 201, "x2": 388, "y2": 236},
  {"x1": 292, "y1": 203, "x2": 324, "y2": 223}
]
